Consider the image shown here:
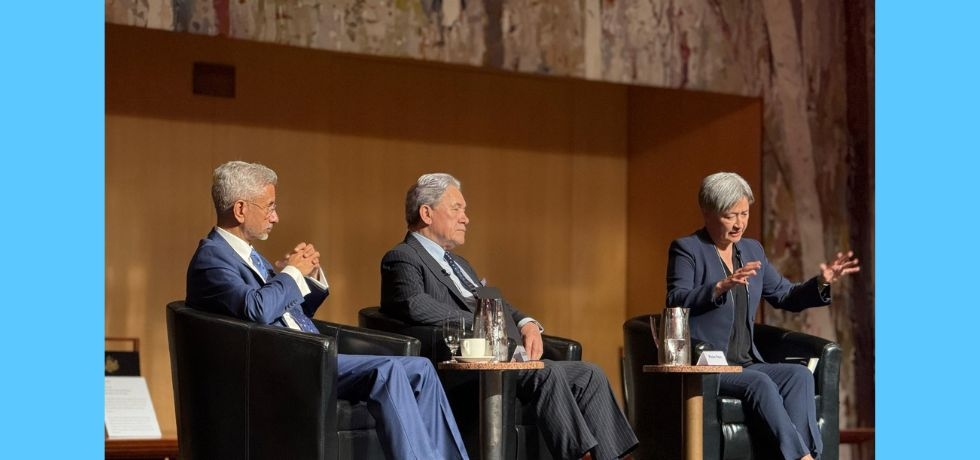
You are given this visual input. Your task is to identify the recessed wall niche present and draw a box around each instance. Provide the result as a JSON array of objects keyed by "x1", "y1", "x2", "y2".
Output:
[{"x1": 106, "y1": 23, "x2": 760, "y2": 436}]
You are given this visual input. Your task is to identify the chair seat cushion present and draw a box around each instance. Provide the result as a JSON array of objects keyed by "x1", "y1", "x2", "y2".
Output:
[{"x1": 336, "y1": 400, "x2": 376, "y2": 431}]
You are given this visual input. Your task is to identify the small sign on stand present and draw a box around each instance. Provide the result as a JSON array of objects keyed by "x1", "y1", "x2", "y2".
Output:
[
  {"x1": 696, "y1": 350, "x2": 729, "y2": 366},
  {"x1": 105, "y1": 376, "x2": 162, "y2": 439}
]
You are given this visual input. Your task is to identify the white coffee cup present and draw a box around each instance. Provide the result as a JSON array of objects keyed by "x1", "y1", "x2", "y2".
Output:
[{"x1": 460, "y1": 338, "x2": 487, "y2": 358}]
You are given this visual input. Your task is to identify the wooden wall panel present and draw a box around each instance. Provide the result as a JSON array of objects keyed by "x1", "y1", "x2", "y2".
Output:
[
  {"x1": 107, "y1": 25, "x2": 628, "y2": 435},
  {"x1": 626, "y1": 88, "x2": 763, "y2": 320},
  {"x1": 106, "y1": 24, "x2": 759, "y2": 437}
]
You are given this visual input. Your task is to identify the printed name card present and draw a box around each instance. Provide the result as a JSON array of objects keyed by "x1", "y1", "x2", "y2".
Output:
[
  {"x1": 105, "y1": 376, "x2": 162, "y2": 439},
  {"x1": 696, "y1": 351, "x2": 729, "y2": 366}
]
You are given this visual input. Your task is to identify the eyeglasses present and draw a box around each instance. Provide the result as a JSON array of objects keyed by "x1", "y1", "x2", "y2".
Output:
[{"x1": 245, "y1": 200, "x2": 278, "y2": 217}]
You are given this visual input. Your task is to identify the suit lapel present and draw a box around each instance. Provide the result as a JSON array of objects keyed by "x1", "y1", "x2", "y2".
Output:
[
  {"x1": 208, "y1": 229, "x2": 267, "y2": 284},
  {"x1": 696, "y1": 228, "x2": 727, "y2": 291},
  {"x1": 404, "y1": 234, "x2": 472, "y2": 311}
]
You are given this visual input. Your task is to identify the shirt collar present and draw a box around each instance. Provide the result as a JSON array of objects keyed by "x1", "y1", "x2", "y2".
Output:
[
  {"x1": 410, "y1": 231, "x2": 447, "y2": 261},
  {"x1": 215, "y1": 226, "x2": 254, "y2": 263}
]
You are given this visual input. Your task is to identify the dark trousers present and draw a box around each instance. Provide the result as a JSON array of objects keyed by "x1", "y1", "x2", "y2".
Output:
[
  {"x1": 518, "y1": 360, "x2": 639, "y2": 460},
  {"x1": 720, "y1": 362, "x2": 821, "y2": 460}
]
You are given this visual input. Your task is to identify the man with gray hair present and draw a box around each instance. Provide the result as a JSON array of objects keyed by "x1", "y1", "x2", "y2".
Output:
[
  {"x1": 381, "y1": 173, "x2": 639, "y2": 460},
  {"x1": 186, "y1": 161, "x2": 469, "y2": 460}
]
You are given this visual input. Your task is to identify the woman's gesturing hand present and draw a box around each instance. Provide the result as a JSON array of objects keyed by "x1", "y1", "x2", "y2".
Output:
[
  {"x1": 714, "y1": 260, "x2": 761, "y2": 298},
  {"x1": 819, "y1": 251, "x2": 860, "y2": 284}
]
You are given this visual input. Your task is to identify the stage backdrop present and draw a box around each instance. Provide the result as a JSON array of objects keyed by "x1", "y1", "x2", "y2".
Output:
[
  {"x1": 107, "y1": 2, "x2": 874, "y2": 458},
  {"x1": 106, "y1": 24, "x2": 761, "y2": 438}
]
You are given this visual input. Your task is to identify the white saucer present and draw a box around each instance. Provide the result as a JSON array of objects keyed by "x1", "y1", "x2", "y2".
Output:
[{"x1": 457, "y1": 356, "x2": 494, "y2": 363}]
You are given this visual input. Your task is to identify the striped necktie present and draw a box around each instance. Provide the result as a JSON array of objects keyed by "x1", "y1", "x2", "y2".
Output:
[{"x1": 444, "y1": 251, "x2": 479, "y2": 293}]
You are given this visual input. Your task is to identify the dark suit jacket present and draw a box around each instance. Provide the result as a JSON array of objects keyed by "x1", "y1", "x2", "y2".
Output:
[
  {"x1": 666, "y1": 228, "x2": 829, "y2": 360},
  {"x1": 382, "y1": 234, "x2": 641, "y2": 460},
  {"x1": 186, "y1": 228, "x2": 329, "y2": 326},
  {"x1": 380, "y1": 233, "x2": 526, "y2": 341}
]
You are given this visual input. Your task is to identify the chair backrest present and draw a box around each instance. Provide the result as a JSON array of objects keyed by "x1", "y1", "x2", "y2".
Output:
[
  {"x1": 358, "y1": 306, "x2": 448, "y2": 361},
  {"x1": 167, "y1": 301, "x2": 339, "y2": 460},
  {"x1": 312, "y1": 318, "x2": 421, "y2": 357}
]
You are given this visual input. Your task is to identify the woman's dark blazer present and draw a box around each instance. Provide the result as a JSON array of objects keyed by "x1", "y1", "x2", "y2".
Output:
[{"x1": 666, "y1": 228, "x2": 829, "y2": 360}]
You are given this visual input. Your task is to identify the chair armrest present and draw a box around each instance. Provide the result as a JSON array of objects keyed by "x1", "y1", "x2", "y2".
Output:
[
  {"x1": 248, "y1": 325, "x2": 340, "y2": 458},
  {"x1": 313, "y1": 319, "x2": 421, "y2": 357},
  {"x1": 754, "y1": 324, "x2": 841, "y2": 390},
  {"x1": 542, "y1": 334, "x2": 582, "y2": 361},
  {"x1": 753, "y1": 323, "x2": 841, "y2": 444},
  {"x1": 755, "y1": 324, "x2": 832, "y2": 363}
]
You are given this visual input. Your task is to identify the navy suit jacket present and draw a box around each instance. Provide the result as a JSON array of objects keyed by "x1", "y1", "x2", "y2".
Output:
[
  {"x1": 665, "y1": 228, "x2": 829, "y2": 360},
  {"x1": 380, "y1": 233, "x2": 527, "y2": 341},
  {"x1": 186, "y1": 229, "x2": 328, "y2": 326}
]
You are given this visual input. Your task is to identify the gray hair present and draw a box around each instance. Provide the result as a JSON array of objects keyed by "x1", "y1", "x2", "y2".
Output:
[
  {"x1": 211, "y1": 161, "x2": 278, "y2": 214},
  {"x1": 405, "y1": 173, "x2": 461, "y2": 228},
  {"x1": 698, "y1": 172, "x2": 755, "y2": 213}
]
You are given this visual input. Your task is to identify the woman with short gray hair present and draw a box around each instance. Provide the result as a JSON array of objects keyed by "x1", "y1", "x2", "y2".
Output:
[
  {"x1": 697, "y1": 171, "x2": 755, "y2": 214},
  {"x1": 666, "y1": 171, "x2": 859, "y2": 460}
]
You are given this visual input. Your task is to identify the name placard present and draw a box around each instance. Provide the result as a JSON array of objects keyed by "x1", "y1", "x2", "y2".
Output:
[
  {"x1": 105, "y1": 376, "x2": 162, "y2": 439},
  {"x1": 696, "y1": 351, "x2": 729, "y2": 366}
]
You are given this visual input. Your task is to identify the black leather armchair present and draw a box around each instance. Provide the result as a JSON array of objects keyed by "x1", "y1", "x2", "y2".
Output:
[
  {"x1": 358, "y1": 306, "x2": 581, "y2": 460},
  {"x1": 623, "y1": 314, "x2": 841, "y2": 460},
  {"x1": 166, "y1": 301, "x2": 421, "y2": 460}
]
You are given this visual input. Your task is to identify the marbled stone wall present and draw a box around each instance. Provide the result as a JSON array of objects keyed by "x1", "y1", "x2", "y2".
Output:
[
  {"x1": 107, "y1": 1, "x2": 874, "y2": 456},
  {"x1": 105, "y1": 0, "x2": 774, "y2": 95}
]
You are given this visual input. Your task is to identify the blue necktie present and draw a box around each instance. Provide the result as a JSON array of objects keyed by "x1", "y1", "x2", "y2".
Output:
[
  {"x1": 249, "y1": 248, "x2": 274, "y2": 280},
  {"x1": 444, "y1": 252, "x2": 479, "y2": 293},
  {"x1": 285, "y1": 304, "x2": 319, "y2": 333},
  {"x1": 250, "y1": 248, "x2": 319, "y2": 333}
]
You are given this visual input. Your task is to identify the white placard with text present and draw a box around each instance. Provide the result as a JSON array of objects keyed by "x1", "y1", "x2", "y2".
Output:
[
  {"x1": 696, "y1": 351, "x2": 729, "y2": 366},
  {"x1": 105, "y1": 376, "x2": 162, "y2": 439}
]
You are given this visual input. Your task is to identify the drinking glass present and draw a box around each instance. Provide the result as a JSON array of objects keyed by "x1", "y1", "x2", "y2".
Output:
[{"x1": 442, "y1": 315, "x2": 462, "y2": 363}]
